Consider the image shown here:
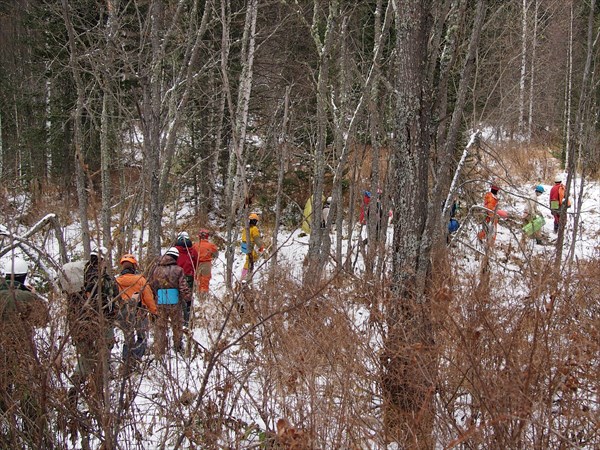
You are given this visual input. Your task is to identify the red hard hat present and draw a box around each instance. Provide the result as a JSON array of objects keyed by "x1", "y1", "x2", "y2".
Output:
[{"x1": 198, "y1": 229, "x2": 210, "y2": 238}]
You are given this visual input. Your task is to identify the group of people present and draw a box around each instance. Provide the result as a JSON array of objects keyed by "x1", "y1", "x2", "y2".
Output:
[
  {"x1": 0, "y1": 214, "x2": 268, "y2": 441},
  {"x1": 472, "y1": 175, "x2": 570, "y2": 247}
]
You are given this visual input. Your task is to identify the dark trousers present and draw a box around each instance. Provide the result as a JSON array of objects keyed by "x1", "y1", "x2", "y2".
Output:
[{"x1": 182, "y1": 275, "x2": 194, "y2": 326}]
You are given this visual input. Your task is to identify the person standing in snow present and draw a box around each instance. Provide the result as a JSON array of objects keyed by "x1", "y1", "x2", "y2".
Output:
[
  {"x1": 241, "y1": 213, "x2": 264, "y2": 282},
  {"x1": 193, "y1": 229, "x2": 219, "y2": 298},
  {"x1": 359, "y1": 191, "x2": 371, "y2": 225},
  {"x1": 523, "y1": 185, "x2": 545, "y2": 245},
  {"x1": 0, "y1": 256, "x2": 49, "y2": 445},
  {"x1": 149, "y1": 247, "x2": 191, "y2": 356},
  {"x1": 477, "y1": 183, "x2": 500, "y2": 243},
  {"x1": 115, "y1": 254, "x2": 157, "y2": 364},
  {"x1": 549, "y1": 177, "x2": 569, "y2": 233},
  {"x1": 174, "y1": 231, "x2": 198, "y2": 327},
  {"x1": 321, "y1": 197, "x2": 332, "y2": 229},
  {"x1": 68, "y1": 246, "x2": 117, "y2": 405}
]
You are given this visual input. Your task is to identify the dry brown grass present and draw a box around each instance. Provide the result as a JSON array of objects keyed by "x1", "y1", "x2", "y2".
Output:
[{"x1": 491, "y1": 142, "x2": 558, "y2": 185}]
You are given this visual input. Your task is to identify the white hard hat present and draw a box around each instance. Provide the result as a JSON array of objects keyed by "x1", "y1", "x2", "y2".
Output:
[
  {"x1": 555, "y1": 172, "x2": 568, "y2": 183},
  {"x1": 178, "y1": 231, "x2": 190, "y2": 240},
  {"x1": 165, "y1": 247, "x2": 180, "y2": 258},
  {"x1": 3, "y1": 256, "x2": 28, "y2": 275},
  {"x1": 90, "y1": 245, "x2": 108, "y2": 257}
]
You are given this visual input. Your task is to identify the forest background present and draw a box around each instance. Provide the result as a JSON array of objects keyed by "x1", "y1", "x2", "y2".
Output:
[{"x1": 0, "y1": 0, "x2": 599, "y2": 448}]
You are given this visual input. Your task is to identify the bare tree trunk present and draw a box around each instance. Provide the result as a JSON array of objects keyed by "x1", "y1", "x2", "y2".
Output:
[
  {"x1": 100, "y1": 92, "x2": 112, "y2": 263},
  {"x1": 418, "y1": 0, "x2": 487, "y2": 295},
  {"x1": 222, "y1": 0, "x2": 258, "y2": 288},
  {"x1": 554, "y1": 0, "x2": 596, "y2": 265},
  {"x1": 271, "y1": 86, "x2": 291, "y2": 270},
  {"x1": 0, "y1": 107, "x2": 3, "y2": 178},
  {"x1": 383, "y1": 0, "x2": 433, "y2": 444},
  {"x1": 304, "y1": 0, "x2": 339, "y2": 286},
  {"x1": 99, "y1": 0, "x2": 120, "y2": 263},
  {"x1": 562, "y1": 2, "x2": 574, "y2": 167},
  {"x1": 527, "y1": 0, "x2": 539, "y2": 141},
  {"x1": 518, "y1": 0, "x2": 529, "y2": 133},
  {"x1": 141, "y1": 0, "x2": 211, "y2": 258},
  {"x1": 145, "y1": 1, "x2": 163, "y2": 259},
  {"x1": 61, "y1": 0, "x2": 91, "y2": 258},
  {"x1": 365, "y1": 0, "x2": 393, "y2": 275}
]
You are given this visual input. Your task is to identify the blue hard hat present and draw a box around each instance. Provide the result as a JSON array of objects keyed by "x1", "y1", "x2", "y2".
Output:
[
  {"x1": 364, "y1": 191, "x2": 372, "y2": 198},
  {"x1": 535, "y1": 185, "x2": 544, "y2": 193}
]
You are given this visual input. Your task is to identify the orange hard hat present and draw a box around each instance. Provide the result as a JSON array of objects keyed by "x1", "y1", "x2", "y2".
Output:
[
  {"x1": 248, "y1": 213, "x2": 259, "y2": 221},
  {"x1": 119, "y1": 254, "x2": 138, "y2": 265}
]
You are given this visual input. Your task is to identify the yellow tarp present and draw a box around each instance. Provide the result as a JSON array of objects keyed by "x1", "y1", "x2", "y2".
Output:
[{"x1": 301, "y1": 194, "x2": 325, "y2": 234}]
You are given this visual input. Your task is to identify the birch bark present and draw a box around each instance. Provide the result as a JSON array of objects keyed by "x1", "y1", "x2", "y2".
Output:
[
  {"x1": 518, "y1": 0, "x2": 529, "y2": 133},
  {"x1": 222, "y1": 0, "x2": 259, "y2": 288}
]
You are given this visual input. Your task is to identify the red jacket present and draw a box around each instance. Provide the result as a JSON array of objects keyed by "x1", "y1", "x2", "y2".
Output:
[
  {"x1": 549, "y1": 183, "x2": 565, "y2": 210},
  {"x1": 175, "y1": 243, "x2": 199, "y2": 277}
]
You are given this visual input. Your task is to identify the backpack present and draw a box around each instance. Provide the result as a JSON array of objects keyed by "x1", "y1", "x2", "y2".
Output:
[
  {"x1": 448, "y1": 218, "x2": 460, "y2": 234},
  {"x1": 241, "y1": 241, "x2": 250, "y2": 254},
  {"x1": 58, "y1": 261, "x2": 86, "y2": 294}
]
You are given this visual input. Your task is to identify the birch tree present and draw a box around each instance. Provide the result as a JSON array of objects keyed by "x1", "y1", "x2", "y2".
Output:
[
  {"x1": 222, "y1": 0, "x2": 259, "y2": 289},
  {"x1": 518, "y1": 0, "x2": 529, "y2": 134}
]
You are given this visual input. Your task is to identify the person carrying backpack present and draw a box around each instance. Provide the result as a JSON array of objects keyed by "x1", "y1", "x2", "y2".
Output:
[
  {"x1": 69, "y1": 246, "x2": 117, "y2": 397},
  {"x1": 194, "y1": 229, "x2": 219, "y2": 297},
  {"x1": 523, "y1": 185, "x2": 545, "y2": 245},
  {"x1": 241, "y1": 213, "x2": 264, "y2": 282},
  {"x1": 0, "y1": 255, "x2": 49, "y2": 444},
  {"x1": 174, "y1": 231, "x2": 198, "y2": 327},
  {"x1": 549, "y1": 177, "x2": 569, "y2": 233},
  {"x1": 149, "y1": 247, "x2": 191, "y2": 356},
  {"x1": 115, "y1": 254, "x2": 157, "y2": 364}
]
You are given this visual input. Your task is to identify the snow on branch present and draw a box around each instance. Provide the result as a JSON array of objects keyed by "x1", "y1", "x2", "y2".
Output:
[{"x1": 443, "y1": 130, "x2": 482, "y2": 217}]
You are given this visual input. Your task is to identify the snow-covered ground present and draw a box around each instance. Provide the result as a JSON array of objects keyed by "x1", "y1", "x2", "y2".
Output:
[{"x1": 0, "y1": 172, "x2": 598, "y2": 448}]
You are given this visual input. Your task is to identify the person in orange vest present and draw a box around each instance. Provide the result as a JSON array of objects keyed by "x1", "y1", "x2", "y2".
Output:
[
  {"x1": 115, "y1": 254, "x2": 157, "y2": 363},
  {"x1": 193, "y1": 229, "x2": 219, "y2": 296},
  {"x1": 477, "y1": 183, "x2": 500, "y2": 243},
  {"x1": 549, "y1": 177, "x2": 569, "y2": 233}
]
